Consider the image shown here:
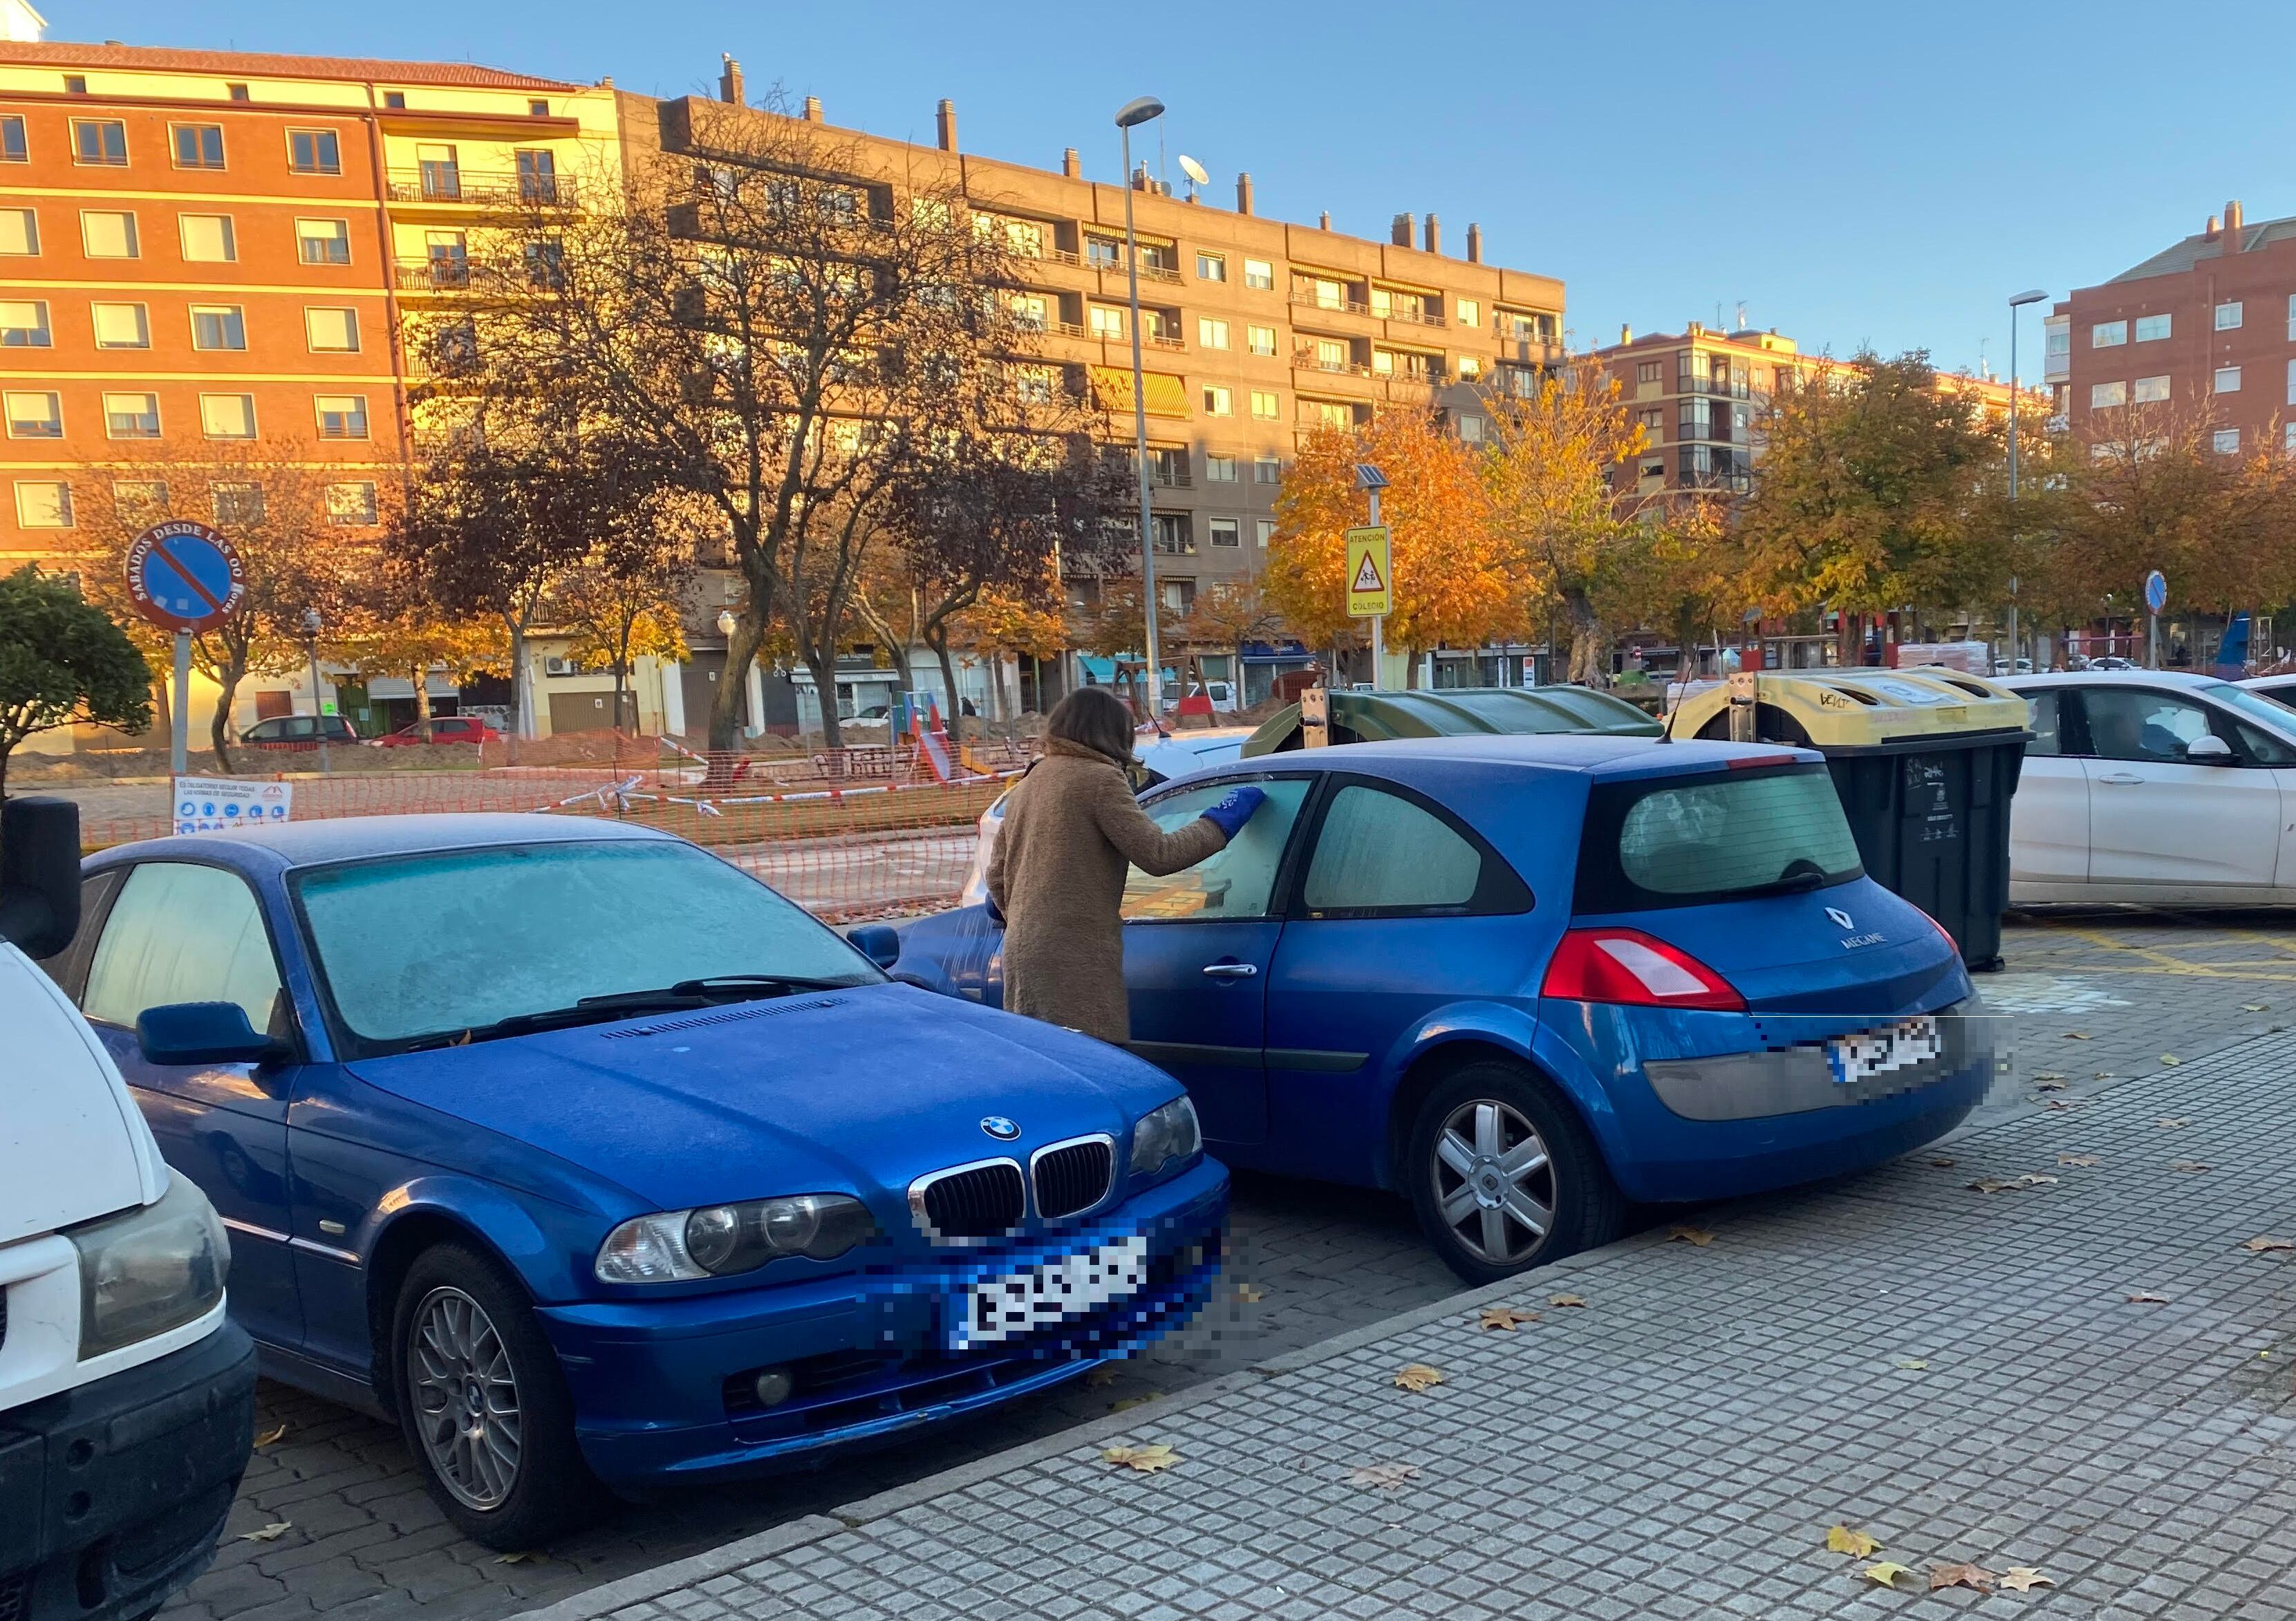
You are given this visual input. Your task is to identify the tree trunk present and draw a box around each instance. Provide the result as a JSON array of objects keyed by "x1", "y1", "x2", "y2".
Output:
[
  {"x1": 987, "y1": 655, "x2": 1009, "y2": 724},
  {"x1": 209, "y1": 664, "x2": 243, "y2": 774},
  {"x1": 930, "y1": 635, "x2": 961, "y2": 740},
  {"x1": 805, "y1": 649, "x2": 844, "y2": 748},
  {"x1": 852, "y1": 596, "x2": 915, "y2": 690},
  {"x1": 412, "y1": 665, "x2": 433, "y2": 739},
  {"x1": 505, "y1": 620, "x2": 528, "y2": 765},
  {"x1": 149, "y1": 671, "x2": 171, "y2": 749},
  {"x1": 1562, "y1": 587, "x2": 1607, "y2": 686},
  {"x1": 709, "y1": 608, "x2": 765, "y2": 753}
]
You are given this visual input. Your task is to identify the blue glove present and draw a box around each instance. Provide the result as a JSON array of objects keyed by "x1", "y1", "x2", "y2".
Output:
[{"x1": 1198, "y1": 785, "x2": 1266, "y2": 841}]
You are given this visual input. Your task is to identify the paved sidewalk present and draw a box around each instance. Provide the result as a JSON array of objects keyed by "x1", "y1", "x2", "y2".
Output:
[{"x1": 516, "y1": 1026, "x2": 2296, "y2": 1621}]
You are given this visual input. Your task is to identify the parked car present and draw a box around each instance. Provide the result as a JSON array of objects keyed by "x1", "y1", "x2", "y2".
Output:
[
  {"x1": 1160, "y1": 681, "x2": 1238, "y2": 715},
  {"x1": 2002, "y1": 671, "x2": 2296, "y2": 904},
  {"x1": 6, "y1": 798, "x2": 257, "y2": 1621},
  {"x1": 241, "y1": 714, "x2": 359, "y2": 751},
  {"x1": 2080, "y1": 655, "x2": 2139, "y2": 671},
  {"x1": 51, "y1": 815, "x2": 1226, "y2": 1546},
  {"x1": 899, "y1": 735, "x2": 1991, "y2": 1283},
  {"x1": 372, "y1": 715, "x2": 499, "y2": 747},
  {"x1": 2239, "y1": 673, "x2": 2296, "y2": 711},
  {"x1": 1990, "y1": 659, "x2": 2035, "y2": 676}
]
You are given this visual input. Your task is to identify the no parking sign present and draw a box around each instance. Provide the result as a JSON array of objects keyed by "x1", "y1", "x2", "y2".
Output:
[{"x1": 125, "y1": 520, "x2": 245, "y2": 633}]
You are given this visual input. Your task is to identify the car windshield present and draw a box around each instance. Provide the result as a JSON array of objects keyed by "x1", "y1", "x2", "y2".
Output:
[
  {"x1": 2200, "y1": 681, "x2": 2296, "y2": 735},
  {"x1": 294, "y1": 840, "x2": 879, "y2": 1054},
  {"x1": 1576, "y1": 764, "x2": 1864, "y2": 911}
]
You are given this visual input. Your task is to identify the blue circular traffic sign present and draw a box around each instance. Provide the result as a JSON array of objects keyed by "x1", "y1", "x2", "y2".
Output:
[
  {"x1": 2143, "y1": 569, "x2": 2167, "y2": 617},
  {"x1": 125, "y1": 520, "x2": 245, "y2": 633}
]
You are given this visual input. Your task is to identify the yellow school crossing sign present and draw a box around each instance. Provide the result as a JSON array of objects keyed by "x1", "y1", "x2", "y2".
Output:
[{"x1": 1345, "y1": 525, "x2": 1392, "y2": 619}]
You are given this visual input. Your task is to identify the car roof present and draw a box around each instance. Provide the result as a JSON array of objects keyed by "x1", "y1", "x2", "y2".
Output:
[
  {"x1": 1179, "y1": 731, "x2": 1814, "y2": 784},
  {"x1": 85, "y1": 812, "x2": 671, "y2": 874},
  {"x1": 2003, "y1": 670, "x2": 2230, "y2": 691},
  {"x1": 2238, "y1": 674, "x2": 2296, "y2": 688}
]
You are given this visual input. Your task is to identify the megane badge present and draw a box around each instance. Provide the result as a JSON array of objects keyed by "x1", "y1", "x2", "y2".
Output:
[
  {"x1": 1826, "y1": 906, "x2": 1855, "y2": 930},
  {"x1": 980, "y1": 1116, "x2": 1020, "y2": 1141}
]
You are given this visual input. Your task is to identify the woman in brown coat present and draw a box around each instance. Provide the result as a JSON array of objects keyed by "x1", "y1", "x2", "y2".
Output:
[{"x1": 987, "y1": 687, "x2": 1263, "y2": 1044}]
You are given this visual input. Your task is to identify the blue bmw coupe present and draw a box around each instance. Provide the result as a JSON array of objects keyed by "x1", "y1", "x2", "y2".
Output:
[
  {"x1": 45, "y1": 816, "x2": 1225, "y2": 1546},
  {"x1": 897, "y1": 735, "x2": 1995, "y2": 1282}
]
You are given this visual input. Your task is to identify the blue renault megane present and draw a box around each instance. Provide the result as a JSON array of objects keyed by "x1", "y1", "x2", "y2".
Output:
[
  {"x1": 895, "y1": 735, "x2": 1995, "y2": 1284},
  {"x1": 45, "y1": 816, "x2": 1224, "y2": 1546}
]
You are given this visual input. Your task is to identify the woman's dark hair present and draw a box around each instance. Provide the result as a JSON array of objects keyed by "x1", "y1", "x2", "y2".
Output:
[{"x1": 1045, "y1": 686, "x2": 1136, "y2": 762}]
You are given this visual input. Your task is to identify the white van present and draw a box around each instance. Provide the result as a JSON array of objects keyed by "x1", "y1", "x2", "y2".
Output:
[{"x1": 2, "y1": 799, "x2": 256, "y2": 1621}]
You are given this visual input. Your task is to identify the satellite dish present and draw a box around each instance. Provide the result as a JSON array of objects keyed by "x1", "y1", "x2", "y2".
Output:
[{"x1": 1177, "y1": 153, "x2": 1209, "y2": 198}]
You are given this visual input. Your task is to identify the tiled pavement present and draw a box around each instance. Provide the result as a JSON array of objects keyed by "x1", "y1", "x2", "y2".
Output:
[{"x1": 161, "y1": 910, "x2": 2296, "y2": 1621}]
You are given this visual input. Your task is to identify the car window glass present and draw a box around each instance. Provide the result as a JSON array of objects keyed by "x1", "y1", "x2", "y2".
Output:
[
  {"x1": 2081, "y1": 688, "x2": 2214, "y2": 762},
  {"x1": 1302, "y1": 785, "x2": 1482, "y2": 913},
  {"x1": 2023, "y1": 691, "x2": 2063, "y2": 757},
  {"x1": 82, "y1": 862, "x2": 285, "y2": 1036},
  {"x1": 1121, "y1": 778, "x2": 1309, "y2": 921},
  {"x1": 282, "y1": 716, "x2": 315, "y2": 738}
]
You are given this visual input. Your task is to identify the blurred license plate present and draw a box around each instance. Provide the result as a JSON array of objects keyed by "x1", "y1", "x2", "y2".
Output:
[
  {"x1": 1826, "y1": 1016, "x2": 1941, "y2": 1086},
  {"x1": 949, "y1": 1235, "x2": 1150, "y2": 1350}
]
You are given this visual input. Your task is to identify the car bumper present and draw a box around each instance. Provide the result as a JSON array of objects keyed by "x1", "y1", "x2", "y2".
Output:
[
  {"x1": 0, "y1": 1321, "x2": 258, "y2": 1621},
  {"x1": 539, "y1": 1158, "x2": 1228, "y2": 1487}
]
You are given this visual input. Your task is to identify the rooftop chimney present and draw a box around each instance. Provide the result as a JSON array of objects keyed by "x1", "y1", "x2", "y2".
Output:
[
  {"x1": 1620, "y1": 324, "x2": 1632, "y2": 345},
  {"x1": 1391, "y1": 212, "x2": 1415, "y2": 247},
  {"x1": 1062, "y1": 147, "x2": 1081, "y2": 178},
  {"x1": 2206, "y1": 213, "x2": 2221, "y2": 239},
  {"x1": 1466, "y1": 223, "x2": 1483, "y2": 263},
  {"x1": 1423, "y1": 212, "x2": 1441, "y2": 254},
  {"x1": 802, "y1": 95, "x2": 823, "y2": 123},
  {"x1": 1235, "y1": 172, "x2": 1254, "y2": 216},
  {"x1": 935, "y1": 97, "x2": 956, "y2": 153},
  {"x1": 1319, "y1": 209, "x2": 1332, "y2": 230},
  {"x1": 718, "y1": 54, "x2": 744, "y2": 106},
  {"x1": 2226, "y1": 198, "x2": 2246, "y2": 241}
]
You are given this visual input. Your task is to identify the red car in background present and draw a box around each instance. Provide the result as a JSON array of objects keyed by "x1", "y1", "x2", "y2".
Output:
[
  {"x1": 373, "y1": 715, "x2": 501, "y2": 747},
  {"x1": 241, "y1": 715, "x2": 360, "y2": 751}
]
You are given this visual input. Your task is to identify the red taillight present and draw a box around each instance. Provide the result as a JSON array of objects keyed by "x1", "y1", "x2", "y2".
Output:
[{"x1": 1540, "y1": 928, "x2": 1746, "y2": 1012}]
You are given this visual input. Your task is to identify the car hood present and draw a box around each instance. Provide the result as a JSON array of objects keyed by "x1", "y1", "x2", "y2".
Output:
[{"x1": 342, "y1": 982, "x2": 1179, "y2": 1212}]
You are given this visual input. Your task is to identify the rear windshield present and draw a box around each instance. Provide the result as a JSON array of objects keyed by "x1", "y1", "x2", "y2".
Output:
[{"x1": 1574, "y1": 764, "x2": 1863, "y2": 912}]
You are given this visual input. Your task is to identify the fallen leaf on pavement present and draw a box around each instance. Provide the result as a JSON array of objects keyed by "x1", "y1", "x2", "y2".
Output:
[
  {"x1": 2172, "y1": 1161, "x2": 2212, "y2": 1172},
  {"x1": 2094, "y1": 1071, "x2": 2114, "y2": 1079},
  {"x1": 2043, "y1": 1099, "x2": 2080, "y2": 1112},
  {"x1": 1826, "y1": 1525, "x2": 1881, "y2": 1557},
  {"x1": 494, "y1": 1553, "x2": 545, "y2": 1565},
  {"x1": 2064, "y1": 1031, "x2": 2091, "y2": 1040},
  {"x1": 2160, "y1": 1054, "x2": 2183, "y2": 1066},
  {"x1": 1392, "y1": 1363, "x2": 1446, "y2": 1393},
  {"x1": 2157, "y1": 1117, "x2": 2189, "y2": 1129},
  {"x1": 252, "y1": 1424, "x2": 288, "y2": 1450},
  {"x1": 1548, "y1": 1293, "x2": 1587, "y2": 1308},
  {"x1": 1931, "y1": 1564, "x2": 1995, "y2": 1593},
  {"x1": 1860, "y1": 1561, "x2": 1912, "y2": 1589},
  {"x1": 1101, "y1": 1443, "x2": 1178, "y2": 1472},
  {"x1": 1929, "y1": 1156, "x2": 1957, "y2": 1168},
  {"x1": 2033, "y1": 1074, "x2": 2069, "y2": 1089},
  {"x1": 2242, "y1": 1235, "x2": 2296, "y2": 1253},
  {"x1": 238, "y1": 1523, "x2": 292, "y2": 1542},
  {"x1": 2058, "y1": 1154, "x2": 2101, "y2": 1167},
  {"x1": 2126, "y1": 1291, "x2": 2171, "y2": 1304},
  {"x1": 1346, "y1": 1462, "x2": 1420, "y2": 1491},
  {"x1": 1894, "y1": 1358, "x2": 1929, "y2": 1371},
  {"x1": 1477, "y1": 1306, "x2": 1538, "y2": 1331},
  {"x1": 1999, "y1": 1567, "x2": 2055, "y2": 1592},
  {"x1": 1231, "y1": 1284, "x2": 1264, "y2": 1303},
  {"x1": 1968, "y1": 1178, "x2": 2017, "y2": 1193},
  {"x1": 1668, "y1": 1224, "x2": 1715, "y2": 1246},
  {"x1": 1110, "y1": 1394, "x2": 1160, "y2": 1413},
  {"x1": 2017, "y1": 1173, "x2": 2059, "y2": 1186},
  {"x1": 1086, "y1": 1365, "x2": 1117, "y2": 1388},
  {"x1": 2244, "y1": 1004, "x2": 2270, "y2": 1013}
]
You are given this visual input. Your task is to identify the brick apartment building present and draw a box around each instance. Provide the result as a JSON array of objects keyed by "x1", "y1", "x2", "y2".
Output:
[{"x1": 2053, "y1": 198, "x2": 2296, "y2": 457}]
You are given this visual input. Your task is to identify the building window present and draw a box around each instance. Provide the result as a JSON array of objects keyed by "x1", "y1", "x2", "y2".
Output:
[
  {"x1": 1196, "y1": 252, "x2": 1225, "y2": 282},
  {"x1": 227, "y1": 83, "x2": 250, "y2": 102},
  {"x1": 1007, "y1": 293, "x2": 1047, "y2": 331},
  {"x1": 305, "y1": 307, "x2": 360, "y2": 353},
  {"x1": 1246, "y1": 324, "x2": 1276, "y2": 357},
  {"x1": 211, "y1": 482, "x2": 265, "y2": 525},
  {"x1": 5, "y1": 391, "x2": 62, "y2": 439},
  {"x1": 315, "y1": 394, "x2": 370, "y2": 440},
  {"x1": 1085, "y1": 236, "x2": 1120, "y2": 268},
  {"x1": 2215, "y1": 365, "x2": 2242, "y2": 393},
  {"x1": 91, "y1": 301, "x2": 148, "y2": 348},
  {"x1": 1013, "y1": 364, "x2": 1056, "y2": 404},
  {"x1": 528, "y1": 99, "x2": 550, "y2": 117},
  {"x1": 15, "y1": 480, "x2": 73, "y2": 529},
  {"x1": 2091, "y1": 320, "x2": 2127, "y2": 348},
  {"x1": 113, "y1": 478, "x2": 169, "y2": 517},
  {"x1": 1199, "y1": 317, "x2": 1229, "y2": 350},
  {"x1": 2214, "y1": 427, "x2": 2241, "y2": 454},
  {"x1": 171, "y1": 124, "x2": 225, "y2": 169},
  {"x1": 71, "y1": 118, "x2": 127, "y2": 166},
  {"x1": 1250, "y1": 389, "x2": 1280, "y2": 420},
  {"x1": 1636, "y1": 359, "x2": 1662, "y2": 384},
  {"x1": 515, "y1": 149, "x2": 559, "y2": 203},
  {"x1": 1458, "y1": 413, "x2": 1487, "y2": 443},
  {"x1": 2133, "y1": 375, "x2": 2170, "y2": 404},
  {"x1": 297, "y1": 217, "x2": 352, "y2": 265},
  {"x1": 1208, "y1": 516, "x2": 1240, "y2": 547},
  {"x1": 62, "y1": 75, "x2": 86, "y2": 95},
  {"x1": 80, "y1": 210, "x2": 139, "y2": 259},
  {"x1": 1088, "y1": 305, "x2": 1124, "y2": 339},
  {"x1": 327, "y1": 482, "x2": 379, "y2": 525},
  {"x1": 1455, "y1": 298, "x2": 1481, "y2": 330},
  {"x1": 2216, "y1": 301, "x2": 2244, "y2": 331},
  {"x1": 0, "y1": 299, "x2": 50, "y2": 346},
  {"x1": 1254, "y1": 456, "x2": 1281, "y2": 484},
  {"x1": 1205, "y1": 455, "x2": 1238, "y2": 482},
  {"x1": 1150, "y1": 513, "x2": 1193, "y2": 555},
  {"x1": 1255, "y1": 518, "x2": 1276, "y2": 548},
  {"x1": 200, "y1": 393, "x2": 257, "y2": 440},
  {"x1": 1, "y1": 115, "x2": 26, "y2": 162},
  {"x1": 103, "y1": 392, "x2": 160, "y2": 439},
  {"x1": 1457, "y1": 355, "x2": 1482, "y2": 380},
  {"x1": 1638, "y1": 406, "x2": 1665, "y2": 433},
  {"x1": 1202, "y1": 384, "x2": 1232, "y2": 415},
  {"x1": 1243, "y1": 258, "x2": 1273, "y2": 290},
  {"x1": 2089, "y1": 381, "x2": 2125, "y2": 408},
  {"x1": 2134, "y1": 313, "x2": 2171, "y2": 342},
  {"x1": 178, "y1": 213, "x2": 236, "y2": 263},
  {"x1": 288, "y1": 129, "x2": 342, "y2": 176},
  {"x1": 191, "y1": 305, "x2": 247, "y2": 350},
  {"x1": 383, "y1": 91, "x2": 407, "y2": 109},
  {"x1": 2288, "y1": 357, "x2": 2296, "y2": 406},
  {"x1": 0, "y1": 207, "x2": 32, "y2": 255}
]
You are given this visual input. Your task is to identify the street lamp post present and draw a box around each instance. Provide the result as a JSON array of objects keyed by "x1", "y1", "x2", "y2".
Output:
[
  {"x1": 1115, "y1": 94, "x2": 1165, "y2": 720},
  {"x1": 2006, "y1": 288, "x2": 2047, "y2": 673},
  {"x1": 298, "y1": 606, "x2": 330, "y2": 774}
]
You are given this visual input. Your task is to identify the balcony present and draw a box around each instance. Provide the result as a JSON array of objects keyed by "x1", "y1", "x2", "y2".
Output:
[
  {"x1": 386, "y1": 169, "x2": 579, "y2": 209},
  {"x1": 1142, "y1": 330, "x2": 1185, "y2": 351},
  {"x1": 1291, "y1": 291, "x2": 1369, "y2": 317},
  {"x1": 1677, "y1": 376, "x2": 1752, "y2": 400},
  {"x1": 1378, "y1": 305, "x2": 1447, "y2": 328},
  {"x1": 1151, "y1": 464, "x2": 1192, "y2": 489},
  {"x1": 393, "y1": 256, "x2": 545, "y2": 293},
  {"x1": 1054, "y1": 320, "x2": 1090, "y2": 338},
  {"x1": 1294, "y1": 350, "x2": 1371, "y2": 377},
  {"x1": 1132, "y1": 261, "x2": 1183, "y2": 285}
]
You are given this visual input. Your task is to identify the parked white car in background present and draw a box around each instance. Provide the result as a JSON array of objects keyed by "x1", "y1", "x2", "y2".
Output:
[{"x1": 2001, "y1": 671, "x2": 2296, "y2": 904}]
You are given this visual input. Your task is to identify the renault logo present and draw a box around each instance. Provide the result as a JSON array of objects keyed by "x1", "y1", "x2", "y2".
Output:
[
  {"x1": 1826, "y1": 906, "x2": 1855, "y2": 930},
  {"x1": 980, "y1": 1116, "x2": 1020, "y2": 1141}
]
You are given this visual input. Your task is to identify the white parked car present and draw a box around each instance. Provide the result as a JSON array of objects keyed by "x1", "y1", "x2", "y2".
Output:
[{"x1": 2001, "y1": 671, "x2": 2296, "y2": 904}]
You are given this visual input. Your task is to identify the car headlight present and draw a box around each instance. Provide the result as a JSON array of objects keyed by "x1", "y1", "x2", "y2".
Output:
[
  {"x1": 595, "y1": 1194, "x2": 877, "y2": 1284},
  {"x1": 68, "y1": 1173, "x2": 230, "y2": 1360},
  {"x1": 1130, "y1": 1095, "x2": 1202, "y2": 1182}
]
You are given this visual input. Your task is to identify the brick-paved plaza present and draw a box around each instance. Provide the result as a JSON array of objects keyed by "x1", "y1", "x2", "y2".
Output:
[{"x1": 167, "y1": 909, "x2": 2296, "y2": 1621}]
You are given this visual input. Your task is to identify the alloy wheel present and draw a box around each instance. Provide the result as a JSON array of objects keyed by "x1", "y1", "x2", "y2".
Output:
[
  {"x1": 407, "y1": 1285, "x2": 523, "y2": 1510},
  {"x1": 1431, "y1": 1098, "x2": 1556, "y2": 1267}
]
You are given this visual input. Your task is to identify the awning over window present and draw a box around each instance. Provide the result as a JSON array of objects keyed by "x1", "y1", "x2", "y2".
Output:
[{"x1": 1091, "y1": 365, "x2": 1191, "y2": 418}]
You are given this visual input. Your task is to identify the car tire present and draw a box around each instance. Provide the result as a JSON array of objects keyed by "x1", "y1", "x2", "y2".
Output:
[
  {"x1": 1404, "y1": 1060, "x2": 1623, "y2": 1285},
  {"x1": 391, "y1": 1243, "x2": 604, "y2": 1549}
]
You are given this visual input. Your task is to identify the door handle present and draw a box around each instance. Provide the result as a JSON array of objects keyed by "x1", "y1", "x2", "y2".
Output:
[
  {"x1": 1201, "y1": 962, "x2": 1258, "y2": 978},
  {"x1": 2096, "y1": 772, "x2": 2144, "y2": 785}
]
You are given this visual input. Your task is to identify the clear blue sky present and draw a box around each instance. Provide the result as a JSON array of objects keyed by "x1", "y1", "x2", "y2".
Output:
[{"x1": 52, "y1": 0, "x2": 2296, "y2": 377}]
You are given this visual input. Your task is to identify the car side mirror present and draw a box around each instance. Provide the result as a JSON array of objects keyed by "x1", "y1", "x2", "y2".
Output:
[
  {"x1": 848, "y1": 924, "x2": 902, "y2": 970},
  {"x1": 136, "y1": 1002, "x2": 289, "y2": 1067},
  {"x1": 2186, "y1": 734, "x2": 2234, "y2": 763}
]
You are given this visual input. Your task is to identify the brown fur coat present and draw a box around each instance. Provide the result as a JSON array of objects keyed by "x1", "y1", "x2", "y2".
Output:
[{"x1": 985, "y1": 737, "x2": 1227, "y2": 1043}]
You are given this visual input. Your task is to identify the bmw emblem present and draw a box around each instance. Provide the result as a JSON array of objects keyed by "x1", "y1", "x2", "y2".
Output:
[
  {"x1": 980, "y1": 1116, "x2": 1020, "y2": 1141},
  {"x1": 1825, "y1": 906, "x2": 1855, "y2": 931}
]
